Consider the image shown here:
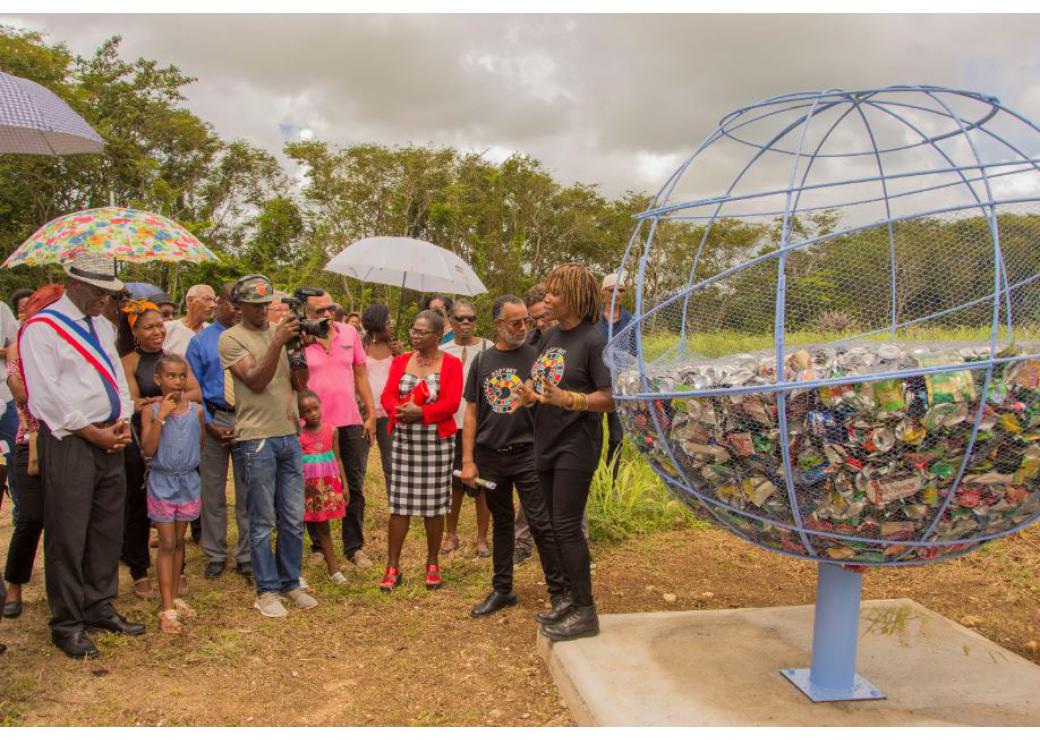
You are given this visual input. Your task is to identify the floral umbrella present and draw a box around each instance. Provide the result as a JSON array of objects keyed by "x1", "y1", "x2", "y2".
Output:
[{"x1": 3, "y1": 206, "x2": 218, "y2": 268}]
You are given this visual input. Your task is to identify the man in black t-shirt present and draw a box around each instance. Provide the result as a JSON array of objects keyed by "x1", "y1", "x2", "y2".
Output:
[{"x1": 461, "y1": 295, "x2": 568, "y2": 618}]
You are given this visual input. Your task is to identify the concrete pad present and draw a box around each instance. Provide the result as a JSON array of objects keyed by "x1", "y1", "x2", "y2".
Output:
[{"x1": 537, "y1": 598, "x2": 1040, "y2": 726}]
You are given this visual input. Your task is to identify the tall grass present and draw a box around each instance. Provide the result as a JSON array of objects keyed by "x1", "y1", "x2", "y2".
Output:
[
  {"x1": 586, "y1": 438, "x2": 702, "y2": 544},
  {"x1": 640, "y1": 325, "x2": 1038, "y2": 361}
]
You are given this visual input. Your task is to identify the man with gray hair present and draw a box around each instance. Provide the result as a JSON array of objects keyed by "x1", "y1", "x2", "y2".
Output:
[{"x1": 164, "y1": 283, "x2": 216, "y2": 356}]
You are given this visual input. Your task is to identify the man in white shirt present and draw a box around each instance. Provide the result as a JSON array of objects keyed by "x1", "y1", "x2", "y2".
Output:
[
  {"x1": 19, "y1": 254, "x2": 144, "y2": 659},
  {"x1": 163, "y1": 283, "x2": 215, "y2": 356}
]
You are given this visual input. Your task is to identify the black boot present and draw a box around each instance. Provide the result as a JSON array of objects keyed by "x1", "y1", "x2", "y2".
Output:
[
  {"x1": 539, "y1": 604, "x2": 599, "y2": 641},
  {"x1": 535, "y1": 593, "x2": 575, "y2": 625}
]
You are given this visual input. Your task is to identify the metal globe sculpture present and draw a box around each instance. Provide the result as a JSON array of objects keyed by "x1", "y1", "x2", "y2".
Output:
[
  {"x1": 608, "y1": 85, "x2": 1040, "y2": 567},
  {"x1": 606, "y1": 86, "x2": 1040, "y2": 700}
]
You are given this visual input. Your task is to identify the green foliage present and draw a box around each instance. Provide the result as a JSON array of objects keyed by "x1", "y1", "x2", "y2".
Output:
[{"x1": 587, "y1": 439, "x2": 701, "y2": 544}]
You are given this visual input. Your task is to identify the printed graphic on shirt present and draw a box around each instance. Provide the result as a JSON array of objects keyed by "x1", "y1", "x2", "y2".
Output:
[
  {"x1": 531, "y1": 348, "x2": 565, "y2": 395},
  {"x1": 482, "y1": 367, "x2": 523, "y2": 413}
]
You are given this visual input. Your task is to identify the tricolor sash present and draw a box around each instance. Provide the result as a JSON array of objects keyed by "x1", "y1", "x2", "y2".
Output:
[{"x1": 21, "y1": 307, "x2": 121, "y2": 423}]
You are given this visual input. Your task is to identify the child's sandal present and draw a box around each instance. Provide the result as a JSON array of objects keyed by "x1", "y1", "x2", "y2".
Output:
[
  {"x1": 173, "y1": 598, "x2": 197, "y2": 620},
  {"x1": 158, "y1": 609, "x2": 182, "y2": 634}
]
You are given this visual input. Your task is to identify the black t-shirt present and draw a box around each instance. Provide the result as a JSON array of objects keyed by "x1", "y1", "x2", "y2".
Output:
[
  {"x1": 531, "y1": 322, "x2": 612, "y2": 472},
  {"x1": 464, "y1": 343, "x2": 538, "y2": 451}
]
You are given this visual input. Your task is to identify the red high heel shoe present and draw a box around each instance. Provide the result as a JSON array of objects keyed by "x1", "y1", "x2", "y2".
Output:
[
  {"x1": 425, "y1": 563, "x2": 442, "y2": 590},
  {"x1": 379, "y1": 566, "x2": 402, "y2": 592}
]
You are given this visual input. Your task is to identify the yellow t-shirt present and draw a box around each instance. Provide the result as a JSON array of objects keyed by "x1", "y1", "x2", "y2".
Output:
[{"x1": 218, "y1": 324, "x2": 298, "y2": 441}]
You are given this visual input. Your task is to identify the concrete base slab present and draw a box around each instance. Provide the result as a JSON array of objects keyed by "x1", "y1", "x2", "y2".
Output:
[{"x1": 536, "y1": 598, "x2": 1040, "y2": 726}]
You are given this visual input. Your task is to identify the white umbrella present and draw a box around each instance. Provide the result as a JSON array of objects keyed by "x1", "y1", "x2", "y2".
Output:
[
  {"x1": 0, "y1": 71, "x2": 103, "y2": 155},
  {"x1": 325, "y1": 236, "x2": 487, "y2": 296},
  {"x1": 325, "y1": 236, "x2": 487, "y2": 337}
]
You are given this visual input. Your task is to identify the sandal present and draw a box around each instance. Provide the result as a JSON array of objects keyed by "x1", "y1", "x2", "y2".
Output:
[
  {"x1": 133, "y1": 577, "x2": 154, "y2": 599},
  {"x1": 439, "y1": 535, "x2": 459, "y2": 555},
  {"x1": 425, "y1": 563, "x2": 443, "y2": 590},
  {"x1": 173, "y1": 598, "x2": 197, "y2": 620},
  {"x1": 158, "y1": 609, "x2": 182, "y2": 634},
  {"x1": 178, "y1": 574, "x2": 189, "y2": 596},
  {"x1": 379, "y1": 566, "x2": 402, "y2": 592}
]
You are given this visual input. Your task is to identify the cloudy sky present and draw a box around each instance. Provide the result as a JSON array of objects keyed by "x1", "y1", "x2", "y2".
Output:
[{"x1": 5, "y1": 13, "x2": 1040, "y2": 200}]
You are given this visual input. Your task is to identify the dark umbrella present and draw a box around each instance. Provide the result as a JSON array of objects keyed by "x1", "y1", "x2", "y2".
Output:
[{"x1": 0, "y1": 71, "x2": 103, "y2": 155}]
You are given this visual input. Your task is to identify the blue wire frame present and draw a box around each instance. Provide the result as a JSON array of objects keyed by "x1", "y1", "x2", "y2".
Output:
[{"x1": 609, "y1": 85, "x2": 1040, "y2": 567}]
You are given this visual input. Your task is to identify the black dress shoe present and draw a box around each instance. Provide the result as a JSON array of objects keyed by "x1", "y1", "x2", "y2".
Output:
[
  {"x1": 53, "y1": 631, "x2": 100, "y2": 659},
  {"x1": 86, "y1": 613, "x2": 145, "y2": 636},
  {"x1": 512, "y1": 546, "x2": 532, "y2": 565},
  {"x1": 3, "y1": 600, "x2": 23, "y2": 618},
  {"x1": 470, "y1": 590, "x2": 518, "y2": 618},
  {"x1": 539, "y1": 604, "x2": 599, "y2": 641},
  {"x1": 236, "y1": 562, "x2": 252, "y2": 579},
  {"x1": 535, "y1": 593, "x2": 576, "y2": 625},
  {"x1": 0, "y1": 641, "x2": 6, "y2": 656},
  {"x1": 204, "y1": 561, "x2": 226, "y2": 579}
]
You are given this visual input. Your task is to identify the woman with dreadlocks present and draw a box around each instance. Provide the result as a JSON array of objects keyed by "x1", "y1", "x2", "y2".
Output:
[{"x1": 518, "y1": 263, "x2": 615, "y2": 641}]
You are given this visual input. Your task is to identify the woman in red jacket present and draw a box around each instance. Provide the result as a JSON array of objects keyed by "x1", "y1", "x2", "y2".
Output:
[{"x1": 379, "y1": 309, "x2": 463, "y2": 591}]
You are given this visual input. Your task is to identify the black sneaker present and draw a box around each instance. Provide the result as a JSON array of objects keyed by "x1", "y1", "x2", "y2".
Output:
[
  {"x1": 204, "y1": 561, "x2": 226, "y2": 579},
  {"x1": 539, "y1": 604, "x2": 599, "y2": 642},
  {"x1": 512, "y1": 546, "x2": 532, "y2": 565},
  {"x1": 535, "y1": 593, "x2": 576, "y2": 625}
]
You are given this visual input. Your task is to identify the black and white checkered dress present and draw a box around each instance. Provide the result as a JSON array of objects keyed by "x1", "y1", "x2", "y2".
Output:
[{"x1": 389, "y1": 372, "x2": 455, "y2": 517}]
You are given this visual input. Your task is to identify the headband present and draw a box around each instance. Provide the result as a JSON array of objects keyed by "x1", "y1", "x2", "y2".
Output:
[{"x1": 122, "y1": 299, "x2": 160, "y2": 330}]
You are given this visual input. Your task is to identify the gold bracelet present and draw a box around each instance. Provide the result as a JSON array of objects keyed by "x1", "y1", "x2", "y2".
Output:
[
  {"x1": 564, "y1": 391, "x2": 577, "y2": 411},
  {"x1": 578, "y1": 393, "x2": 590, "y2": 412}
]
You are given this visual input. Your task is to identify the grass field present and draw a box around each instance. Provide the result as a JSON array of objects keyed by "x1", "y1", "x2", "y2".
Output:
[{"x1": 0, "y1": 423, "x2": 1037, "y2": 725}]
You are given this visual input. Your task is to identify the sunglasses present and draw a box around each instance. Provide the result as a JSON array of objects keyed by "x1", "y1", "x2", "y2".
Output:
[
  {"x1": 453, "y1": 314, "x2": 477, "y2": 323},
  {"x1": 496, "y1": 318, "x2": 528, "y2": 330}
]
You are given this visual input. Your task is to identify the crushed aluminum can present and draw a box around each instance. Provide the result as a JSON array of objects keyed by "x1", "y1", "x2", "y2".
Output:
[
  {"x1": 865, "y1": 473, "x2": 924, "y2": 506},
  {"x1": 806, "y1": 410, "x2": 844, "y2": 444}
]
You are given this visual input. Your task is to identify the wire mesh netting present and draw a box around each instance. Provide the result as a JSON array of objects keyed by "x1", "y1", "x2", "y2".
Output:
[{"x1": 606, "y1": 86, "x2": 1040, "y2": 566}]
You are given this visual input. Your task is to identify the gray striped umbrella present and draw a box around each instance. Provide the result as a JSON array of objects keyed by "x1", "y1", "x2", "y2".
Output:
[{"x1": 0, "y1": 71, "x2": 103, "y2": 155}]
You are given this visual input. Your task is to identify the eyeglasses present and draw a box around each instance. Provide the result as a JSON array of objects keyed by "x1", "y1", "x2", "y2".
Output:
[
  {"x1": 312, "y1": 306, "x2": 335, "y2": 315},
  {"x1": 453, "y1": 315, "x2": 477, "y2": 323},
  {"x1": 409, "y1": 328, "x2": 435, "y2": 336},
  {"x1": 528, "y1": 312, "x2": 547, "y2": 322}
]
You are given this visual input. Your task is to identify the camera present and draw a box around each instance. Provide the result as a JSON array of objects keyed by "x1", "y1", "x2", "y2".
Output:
[{"x1": 283, "y1": 288, "x2": 331, "y2": 369}]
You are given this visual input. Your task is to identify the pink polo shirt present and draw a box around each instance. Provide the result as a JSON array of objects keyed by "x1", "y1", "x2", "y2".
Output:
[{"x1": 304, "y1": 322, "x2": 367, "y2": 427}]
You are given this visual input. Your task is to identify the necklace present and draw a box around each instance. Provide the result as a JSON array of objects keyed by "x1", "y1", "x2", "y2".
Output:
[{"x1": 415, "y1": 351, "x2": 439, "y2": 368}]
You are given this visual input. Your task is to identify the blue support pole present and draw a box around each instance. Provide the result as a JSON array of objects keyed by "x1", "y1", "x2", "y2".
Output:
[{"x1": 781, "y1": 563, "x2": 885, "y2": 702}]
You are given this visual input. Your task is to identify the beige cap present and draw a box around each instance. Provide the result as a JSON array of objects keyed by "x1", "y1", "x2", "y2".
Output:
[{"x1": 601, "y1": 273, "x2": 624, "y2": 291}]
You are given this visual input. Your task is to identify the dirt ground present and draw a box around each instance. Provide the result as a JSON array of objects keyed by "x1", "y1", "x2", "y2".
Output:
[{"x1": 1, "y1": 455, "x2": 1038, "y2": 726}]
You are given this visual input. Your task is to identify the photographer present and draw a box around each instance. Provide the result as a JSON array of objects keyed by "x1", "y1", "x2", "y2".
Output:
[
  {"x1": 302, "y1": 289, "x2": 377, "y2": 571},
  {"x1": 219, "y1": 275, "x2": 316, "y2": 618}
]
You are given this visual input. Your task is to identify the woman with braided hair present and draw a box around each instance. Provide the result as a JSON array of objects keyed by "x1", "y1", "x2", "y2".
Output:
[{"x1": 517, "y1": 263, "x2": 615, "y2": 641}]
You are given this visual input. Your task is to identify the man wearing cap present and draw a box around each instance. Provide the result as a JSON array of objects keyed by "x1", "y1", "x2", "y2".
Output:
[
  {"x1": 219, "y1": 275, "x2": 316, "y2": 618},
  {"x1": 19, "y1": 254, "x2": 144, "y2": 658},
  {"x1": 149, "y1": 292, "x2": 178, "y2": 322},
  {"x1": 596, "y1": 273, "x2": 633, "y2": 481},
  {"x1": 186, "y1": 283, "x2": 251, "y2": 581}
]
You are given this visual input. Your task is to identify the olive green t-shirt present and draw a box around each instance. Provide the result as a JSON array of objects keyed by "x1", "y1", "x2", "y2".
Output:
[{"x1": 218, "y1": 324, "x2": 299, "y2": 441}]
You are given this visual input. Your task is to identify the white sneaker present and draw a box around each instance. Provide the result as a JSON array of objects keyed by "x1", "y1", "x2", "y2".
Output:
[
  {"x1": 282, "y1": 587, "x2": 318, "y2": 609},
  {"x1": 254, "y1": 591, "x2": 288, "y2": 618},
  {"x1": 298, "y1": 576, "x2": 310, "y2": 590},
  {"x1": 329, "y1": 571, "x2": 348, "y2": 585}
]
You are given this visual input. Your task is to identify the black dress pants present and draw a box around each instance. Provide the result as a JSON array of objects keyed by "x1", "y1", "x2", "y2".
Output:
[
  {"x1": 39, "y1": 425, "x2": 126, "y2": 639},
  {"x1": 475, "y1": 445, "x2": 567, "y2": 596},
  {"x1": 538, "y1": 466, "x2": 596, "y2": 607},
  {"x1": 122, "y1": 438, "x2": 150, "y2": 580},
  {"x1": 4, "y1": 443, "x2": 44, "y2": 585},
  {"x1": 606, "y1": 411, "x2": 624, "y2": 480}
]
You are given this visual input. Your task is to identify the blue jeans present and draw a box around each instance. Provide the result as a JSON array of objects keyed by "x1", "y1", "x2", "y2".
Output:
[{"x1": 233, "y1": 435, "x2": 304, "y2": 595}]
